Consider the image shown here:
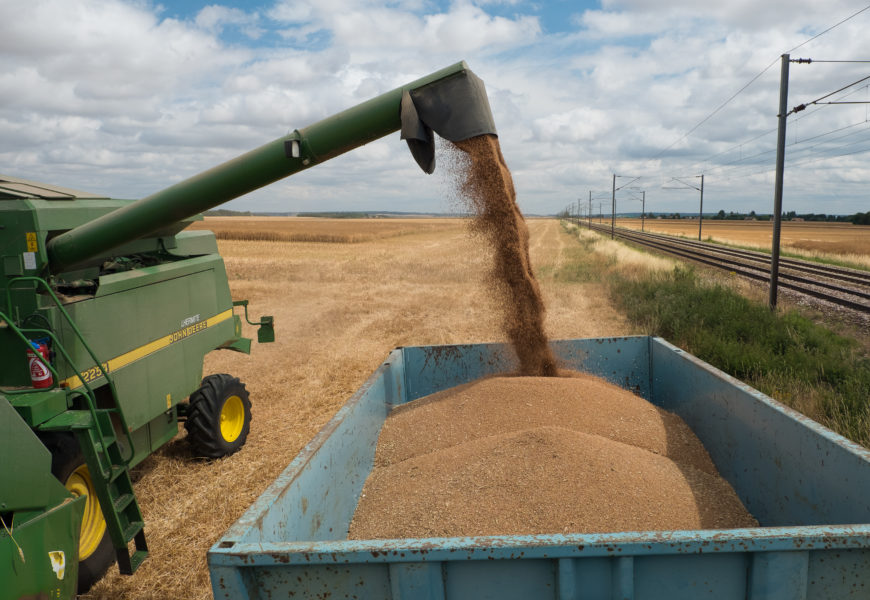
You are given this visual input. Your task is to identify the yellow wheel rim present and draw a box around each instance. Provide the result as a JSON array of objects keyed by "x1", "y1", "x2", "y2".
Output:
[
  {"x1": 65, "y1": 464, "x2": 106, "y2": 560},
  {"x1": 220, "y1": 395, "x2": 246, "y2": 443}
]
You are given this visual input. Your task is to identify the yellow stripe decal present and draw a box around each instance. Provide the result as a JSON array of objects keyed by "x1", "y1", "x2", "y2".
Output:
[{"x1": 61, "y1": 309, "x2": 233, "y2": 389}]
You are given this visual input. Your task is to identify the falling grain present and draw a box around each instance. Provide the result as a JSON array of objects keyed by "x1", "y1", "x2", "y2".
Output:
[{"x1": 450, "y1": 135, "x2": 557, "y2": 376}]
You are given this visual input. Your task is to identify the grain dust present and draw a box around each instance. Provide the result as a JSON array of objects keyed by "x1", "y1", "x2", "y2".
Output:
[{"x1": 450, "y1": 135, "x2": 557, "y2": 376}]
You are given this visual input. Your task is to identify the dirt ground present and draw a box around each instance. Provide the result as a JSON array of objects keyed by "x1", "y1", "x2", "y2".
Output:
[{"x1": 86, "y1": 217, "x2": 632, "y2": 600}]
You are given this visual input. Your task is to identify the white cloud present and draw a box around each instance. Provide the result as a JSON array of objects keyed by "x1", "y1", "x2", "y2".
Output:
[
  {"x1": 0, "y1": 0, "x2": 868, "y2": 215},
  {"x1": 268, "y1": 0, "x2": 540, "y2": 55},
  {"x1": 577, "y1": 9, "x2": 677, "y2": 38},
  {"x1": 195, "y1": 5, "x2": 265, "y2": 39},
  {"x1": 531, "y1": 107, "x2": 610, "y2": 143},
  {"x1": 267, "y1": 1, "x2": 315, "y2": 24},
  {"x1": 599, "y1": 0, "x2": 860, "y2": 33}
]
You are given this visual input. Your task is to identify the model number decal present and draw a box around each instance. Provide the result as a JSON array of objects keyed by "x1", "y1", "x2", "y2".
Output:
[{"x1": 79, "y1": 362, "x2": 110, "y2": 383}]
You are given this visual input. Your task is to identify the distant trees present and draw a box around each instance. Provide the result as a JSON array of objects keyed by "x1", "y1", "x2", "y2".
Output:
[
  {"x1": 556, "y1": 205, "x2": 868, "y2": 225},
  {"x1": 709, "y1": 210, "x2": 761, "y2": 220},
  {"x1": 704, "y1": 209, "x2": 868, "y2": 223},
  {"x1": 204, "y1": 208, "x2": 253, "y2": 216}
]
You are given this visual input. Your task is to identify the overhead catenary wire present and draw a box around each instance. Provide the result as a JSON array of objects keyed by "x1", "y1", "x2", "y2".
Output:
[
  {"x1": 789, "y1": 73, "x2": 870, "y2": 115},
  {"x1": 793, "y1": 82, "x2": 870, "y2": 122},
  {"x1": 646, "y1": 4, "x2": 870, "y2": 173},
  {"x1": 708, "y1": 119, "x2": 870, "y2": 177},
  {"x1": 695, "y1": 81, "x2": 870, "y2": 169},
  {"x1": 687, "y1": 79, "x2": 870, "y2": 182},
  {"x1": 791, "y1": 134, "x2": 869, "y2": 171},
  {"x1": 783, "y1": 5, "x2": 870, "y2": 54},
  {"x1": 614, "y1": 175, "x2": 642, "y2": 191},
  {"x1": 719, "y1": 146, "x2": 870, "y2": 184},
  {"x1": 656, "y1": 122, "x2": 870, "y2": 202},
  {"x1": 587, "y1": 6, "x2": 870, "y2": 217},
  {"x1": 694, "y1": 126, "x2": 778, "y2": 168},
  {"x1": 649, "y1": 60, "x2": 781, "y2": 162},
  {"x1": 716, "y1": 135, "x2": 870, "y2": 182},
  {"x1": 693, "y1": 82, "x2": 870, "y2": 173}
]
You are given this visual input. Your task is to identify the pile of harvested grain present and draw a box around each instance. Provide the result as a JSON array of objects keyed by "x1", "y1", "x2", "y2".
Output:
[
  {"x1": 450, "y1": 135, "x2": 557, "y2": 376},
  {"x1": 374, "y1": 375, "x2": 716, "y2": 474},
  {"x1": 349, "y1": 374, "x2": 757, "y2": 539}
]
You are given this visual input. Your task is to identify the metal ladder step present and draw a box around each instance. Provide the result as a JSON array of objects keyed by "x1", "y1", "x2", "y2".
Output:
[
  {"x1": 108, "y1": 464, "x2": 127, "y2": 483},
  {"x1": 74, "y1": 419, "x2": 149, "y2": 575},
  {"x1": 116, "y1": 528, "x2": 148, "y2": 576},
  {"x1": 121, "y1": 521, "x2": 145, "y2": 544},
  {"x1": 113, "y1": 493, "x2": 135, "y2": 513}
]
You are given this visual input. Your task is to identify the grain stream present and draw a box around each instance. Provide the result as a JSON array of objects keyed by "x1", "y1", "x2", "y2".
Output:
[{"x1": 452, "y1": 135, "x2": 557, "y2": 376}]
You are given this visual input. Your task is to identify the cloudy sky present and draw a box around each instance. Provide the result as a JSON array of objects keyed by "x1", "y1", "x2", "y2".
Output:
[{"x1": 2, "y1": 0, "x2": 869, "y2": 216}]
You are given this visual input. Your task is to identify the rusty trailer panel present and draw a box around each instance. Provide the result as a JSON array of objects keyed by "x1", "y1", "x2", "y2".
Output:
[{"x1": 208, "y1": 336, "x2": 870, "y2": 599}]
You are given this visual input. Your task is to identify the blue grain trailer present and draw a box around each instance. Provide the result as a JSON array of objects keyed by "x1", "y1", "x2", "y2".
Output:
[{"x1": 208, "y1": 336, "x2": 870, "y2": 599}]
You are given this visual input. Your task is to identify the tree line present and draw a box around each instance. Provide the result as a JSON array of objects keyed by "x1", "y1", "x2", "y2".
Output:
[
  {"x1": 709, "y1": 210, "x2": 869, "y2": 224},
  {"x1": 558, "y1": 209, "x2": 869, "y2": 225}
]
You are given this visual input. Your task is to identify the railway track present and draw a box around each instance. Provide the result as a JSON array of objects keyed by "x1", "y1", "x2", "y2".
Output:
[{"x1": 582, "y1": 222, "x2": 870, "y2": 314}]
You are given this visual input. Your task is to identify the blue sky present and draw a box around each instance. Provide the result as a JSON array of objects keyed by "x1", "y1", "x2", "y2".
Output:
[
  {"x1": 1, "y1": 0, "x2": 869, "y2": 215},
  {"x1": 157, "y1": 1, "x2": 598, "y2": 37}
]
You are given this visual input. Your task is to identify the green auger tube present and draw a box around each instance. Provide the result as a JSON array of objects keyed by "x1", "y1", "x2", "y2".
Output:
[{"x1": 46, "y1": 61, "x2": 496, "y2": 272}]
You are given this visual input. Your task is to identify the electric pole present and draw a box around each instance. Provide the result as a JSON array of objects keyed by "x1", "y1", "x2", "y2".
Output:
[
  {"x1": 641, "y1": 191, "x2": 646, "y2": 232},
  {"x1": 611, "y1": 174, "x2": 616, "y2": 239},
  {"x1": 697, "y1": 174, "x2": 705, "y2": 241},
  {"x1": 769, "y1": 55, "x2": 790, "y2": 309}
]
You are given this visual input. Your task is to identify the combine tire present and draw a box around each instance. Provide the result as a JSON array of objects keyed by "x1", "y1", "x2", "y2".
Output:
[
  {"x1": 46, "y1": 434, "x2": 115, "y2": 593},
  {"x1": 185, "y1": 374, "x2": 251, "y2": 458}
]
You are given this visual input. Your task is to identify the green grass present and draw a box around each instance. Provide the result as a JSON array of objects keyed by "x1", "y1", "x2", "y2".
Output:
[{"x1": 556, "y1": 225, "x2": 870, "y2": 446}]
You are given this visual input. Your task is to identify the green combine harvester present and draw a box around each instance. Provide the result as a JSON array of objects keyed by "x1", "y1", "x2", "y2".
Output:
[{"x1": 0, "y1": 62, "x2": 496, "y2": 597}]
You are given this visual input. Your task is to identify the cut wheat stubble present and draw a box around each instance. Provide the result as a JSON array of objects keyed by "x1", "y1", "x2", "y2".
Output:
[{"x1": 348, "y1": 375, "x2": 758, "y2": 539}]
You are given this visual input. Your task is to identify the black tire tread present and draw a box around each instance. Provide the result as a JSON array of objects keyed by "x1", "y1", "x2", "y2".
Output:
[{"x1": 185, "y1": 373, "x2": 251, "y2": 458}]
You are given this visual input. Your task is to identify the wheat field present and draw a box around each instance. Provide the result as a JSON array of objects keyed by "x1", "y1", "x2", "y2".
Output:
[
  {"x1": 607, "y1": 218, "x2": 870, "y2": 268},
  {"x1": 86, "y1": 217, "x2": 632, "y2": 600},
  {"x1": 187, "y1": 216, "x2": 461, "y2": 243}
]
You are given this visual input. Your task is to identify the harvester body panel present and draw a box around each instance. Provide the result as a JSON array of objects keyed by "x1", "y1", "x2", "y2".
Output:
[{"x1": 0, "y1": 397, "x2": 84, "y2": 599}]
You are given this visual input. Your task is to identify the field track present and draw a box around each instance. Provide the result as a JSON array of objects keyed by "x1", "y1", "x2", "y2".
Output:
[{"x1": 586, "y1": 222, "x2": 870, "y2": 314}]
